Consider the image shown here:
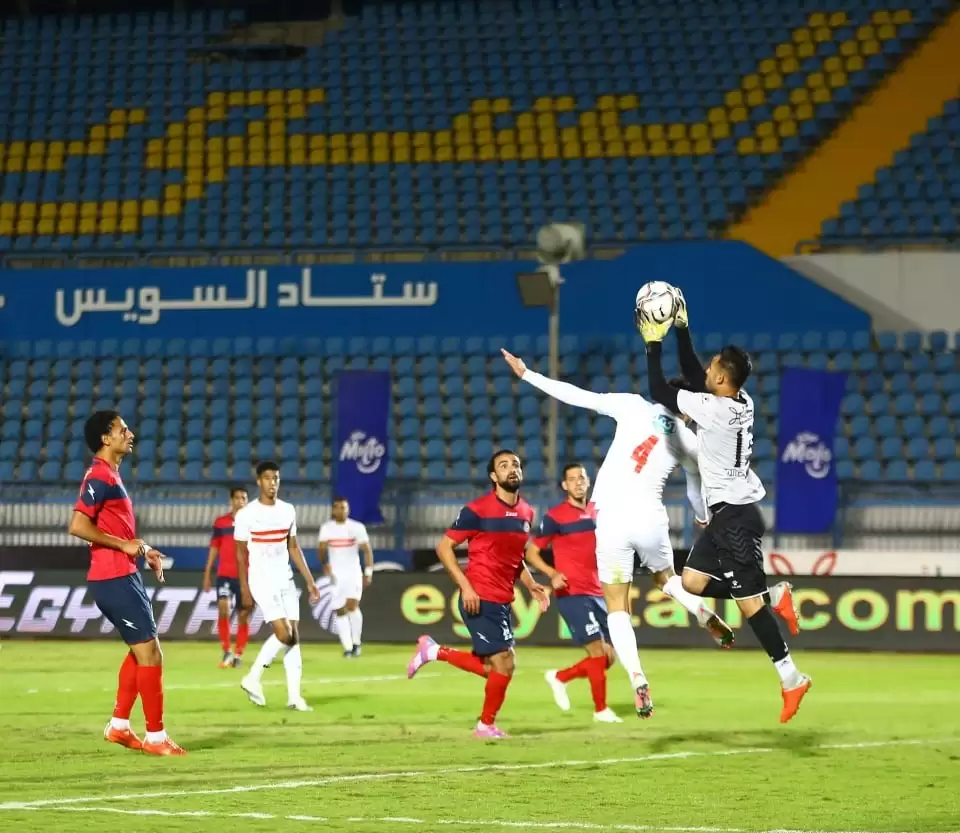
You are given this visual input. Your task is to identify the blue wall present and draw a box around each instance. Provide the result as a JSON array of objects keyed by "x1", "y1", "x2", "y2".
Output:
[{"x1": 0, "y1": 242, "x2": 867, "y2": 341}]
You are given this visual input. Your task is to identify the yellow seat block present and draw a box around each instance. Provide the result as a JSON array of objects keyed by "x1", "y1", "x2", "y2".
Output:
[
  {"x1": 872, "y1": 10, "x2": 892, "y2": 25},
  {"x1": 845, "y1": 55, "x2": 864, "y2": 72},
  {"x1": 309, "y1": 148, "x2": 328, "y2": 164},
  {"x1": 534, "y1": 97, "x2": 554, "y2": 112},
  {"x1": 57, "y1": 217, "x2": 76, "y2": 234},
  {"x1": 778, "y1": 120, "x2": 798, "y2": 138},
  {"x1": 536, "y1": 112, "x2": 556, "y2": 130},
  {"x1": 597, "y1": 95, "x2": 616, "y2": 111},
  {"x1": 309, "y1": 135, "x2": 327, "y2": 150},
  {"x1": 247, "y1": 119, "x2": 265, "y2": 135},
  {"x1": 5, "y1": 157, "x2": 24, "y2": 172},
  {"x1": 187, "y1": 152, "x2": 203, "y2": 170},
  {"x1": 473, "y1": 113, "x2": 493, "y2": 131},
  {"x1": 121, "y1": 201, "x2": 139, "y2": 218},
  {"x1": 492, "y1": 98, "x2": 511, "y2": 113},
  {"x1": 101, "y1": 201, "x2": 119, "y2": 219},
  {"x1": 812, "y1": 87, "x2": 832, "y2": 104},
  {"x1": 0, "y1": 216, "x2": 13, "y2": 235},
  {"x1": 413, "y1": 146, "x2": 433, "y2": 163},
  {"x1": 187, "y1": 122, "x2": 204, "y2": 139},
  {"x1": 46, "y1": 154, "x2": 64, "y2": 172},
  {"x1": 455, "y1": 145, "x2": 474, "y2": 161},
  {"x1": 99, "y1": 217, "x2": 117, "y2": 234},
  {"x1": 392, "y1": 132, "x2": 411, "y2": 148},
  {"x1": 8, "y1": 141, "x2": 25, "y2": 158},
  {"x1": 707, "y1": 107, "x2": 726, "y2": 124},
  {"x1": 87, "y1": 140, "x2": 106, "y2": 155},
  {"x1": 185, "y1": 170, "x2": 204, "y2": 186},
  {"x1": 725, "y1": 90, "x2": 744, "y2": 108},
  {"x1": 646, "y1": 124, "x2": 665, "y2": 141},
  {"x1": 208, "y1": 92, "x2": 226, "y2": 107},
  {"x1": 147, "y1": 138, "x2": 164, "y2": 155},
  {"x1": 167, "y1": 123, "x2": 185, "y2": 139},
  {"x1": 790, "y1": 88, "x2": 810, "y2": 104},
  {"x1": 673, "y1": 138, "x2": 692, "y2": 156},
  {"x1": 128, "y1": 109, "x2": 145, "y2": 124},
  {"x1": 412, "y1": 131, "x2": 429, "y2": 148},
  {"x1": 350, "y1": 147, "x2": 368, "y2": 164},
  {"x1": 780, "y1": 56, "x2": 799, "y2": 74},
  {"x1": 580, "y1": 125, "x2": 599, "y2": 143},
  {"x1": 269, "y1": 136, "x2": 286, "y2": 153},
  {"x1": 288, "y1": 102, "x2": 306, "y2": 119},
  {"x1": 185, "y1": 183, "x2": 203, "y2": 200},
  {"x1": 668, "y1": 124, "x2": 686, "y2": 141},
  {"x1": 164, "y1": 185, "x2": 182, "y2": 202},
  {"x1": 141, "y1": 200, "x2": 159, "y2": 217},
  {"x1": 539, "y1": 128, "x2": 558, "y2": 146},
  {"x1": 796, "y1": 42, "x2": 815, "y2": 58},
  {"x1": 517, "y1": 113, "x2": 535, "y2": 130},
  {"x1": 814, "y1": 27, "x2": 831, "y2": 43},
  {"x1": 477, "y1": 144, "x2": 496, "y2": 161},
  {"x1": 649, "y1": 139, "x2": 668, "y2": 157},
  {"x1": 496, "y1": 128, "x2": 516, "y2": 146},
  {"x1": 19, "y1": 203, "x2": 37, "y2": 220},
  {"x1": 561, "y1": 142, "x2": 582, "y2": 159},
  {"x1": 120, "y1": 216, "x2": 138, "y2": 234},
  {"x1": 187, "y1": 107, "x2": 205, "y2": 123},
  {"x1": 599, "y1": 110, "x2": 618, "y2": 128},
  {"x1": 776, "y1": 43, "x2": 795, "y2": 58},
  {"x1": 808, "y1": 12, "x2": 827, "y2": 27},
  {"x1": 16, "y1": 217, "x2": 35, "y2": 235},
  {"x1": 584, "y1": 141, "x2": 603, "y2": 158},
  {"x1": 207, "y1": 168, "x2": 224, "y2": 183},
  {"x1": 579, "y1": 111, "x2": 598, "y2": 128},
  {"x1": 286, "y1": 89, "x2": 304, "y2": 105},
  {"x1": 228, "y1": 150, "x2": 245, "y2": 167},
  {"x1": 90, "y1": 125, "x2": 106, "y2": 141},
  {"x1": 39, "y1": 203, "x2": 57, "y2": 220},
  {"x1": 247, "y1": 150, "x2": 266, "y2": 167},
  {"x1": 773, "y1": 104, "x2": 792, "y2": 122},
  {"x1": 59, "y1": 203, "x2": 77, "y2": 219},
  {"x1": 266, "y1": 89, "x2": 285, "y2": 106},
  {"x1": 710, "y1": 122, "x2": 731, "y2": 140},
  {"x1": 454, "y1": 130, "x2": 473, "y2": 148},
  {"x1": 747, "y1": 89, "x2": 765, "y2": 107},
  {"x1": 470, "y1": 99, "x2": 491, "y2": 114},
  {"x1": 289, "y1": 148, "x2": 307, "y2": 166},
  {"x1": 560, "y1": 126, "x2": 578, "y2": 145},
  {"x1": 162, "y1": 198, "x2": 180, "y2": 215},
  {"x1": 756, "y1": 122, "x2": 775, "y2": 138},
  {"x1": 617, "y1": 94, "x2": 639, "y2": 110},
  {"x1": 807, "y1": 72, "x2": 825, "y2": 88},
  {"x1": 227, "y1": 91, "x2": 245, "y2": 107},
  {"x1": 729, "y1": 106, "x2": 748, "y2": 123},
  {"x1": 26, "y1": 158, "x2": 44, "y2": 173},
  {"x1": 475, "y1": 129, "x2": 494, "y2": 146},
  {"x1": 624, "y1": 124, "x2": 644, "y2": 141},
  {"x1": 371, "y1": 146, "x2": 390, "y2": 164},
  {"x1": 393, "y1": 146, "x2": 412, "y2": 163},
  {"x1": 602, "y1": 125, "x2": 622, "y2": 143},
  {"x1": 167, "y1": 137, "x2": 185, "y2": 155},
  {"x1": 737, "y1": 137, "x2": 757, "y2": 154},
  {"x1": 694, "y1": 138, "x2": 713, "y2": 155},
  {"x1": 67, "y1": 140, "x2": 85, "y2": 156},
  {"x1": 829, "y1": 11, "x2": 848, "y2": 26},
  {"x1": 690, "y1": 123, "x2": 709, "y2": 140},
  {"x1": 759, "y1": 58, "x2": 777, "y2": 74},
  {"x1": 555, "y1": 96, "x2": 575, "y2": 112},
  {"x1": 860, "y1": 40, "x2": 880, "y2": 56},
  {"x1": 892, "y1": 10, "x2": 912, "y2": 24},
  {"x1": 79, "y1": 217, "x2": 97, "y2": 234},
  {"x1": 245, "y1": 91, "x2": 264, "y2": 106},
  {"x1": 763, "y1": 73, "x2": 783, "y2": 90},
  {"x1": 28, "y1": 141, "x2": 45, "y2": 158},
  {"x1": 541, "y1": 143, "x2": 559, "y2": 160},
  {"x1": 760, "y1": 136, "x2": 779, "y2": 154},
  {"x1": 877, "y1": 23, "x2": 896, "y2": 40},
  {"x1": 520, "y1": 144, "x2": 539, "y2": 160},
  {"x1": 453, "y1": 113, "x2": 471, "y2": 130},
  {"x1": 605, "y1": 140, "x2": 625, "y2": 158},
  {"x1": 226, "y1": 136, "x2": 244, "y2": 153},
  {"x1": 330, "y1": 148, "x2": 348, "y2": 165},
  {"x1": 857, "y1": 24, "x2": 875, "y2": 40},
  {"x1": 828, "y1": 71, "x2": 847, "y2": 88},
  {"x1": 796, "y1": 102, "x2": 814, "y2": 120},
  {"x1": 188, "y1": 137, "x2": 205, "y2": 154},
  {"x1": 435, "y1": 131, "x2": 452, "y2": 147},
  {"x1": 208, "y1": 105, "x2": 226, "y2": 121},
  {"x1": 824, "y1": 55, "x2": 843, "y2": 73},
  {"x1": 372, "y1": 132, "x2": 389, "y2": 148},
  {"x1": 792, "y1": 27, "x2": 812, "y2": 43},
  {"x1": 307, "y1": 88, "x2": 325, "y2": 104},
  {"x1": 267, "y1": 104, "x2": 285, "y2": 119},
  {"x1": 330, "y1": 133, "x2": 347, "y2": 150}
]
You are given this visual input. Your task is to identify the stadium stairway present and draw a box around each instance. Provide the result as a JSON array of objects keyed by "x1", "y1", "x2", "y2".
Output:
[{"x1": 729, "y1": 4, "x2": 960, "y2": 255}]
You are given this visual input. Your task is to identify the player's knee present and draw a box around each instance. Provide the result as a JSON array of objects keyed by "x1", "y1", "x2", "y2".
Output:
[
  {"x1": 585, "y1": 640, "x2": 606, "y2": 659},
  {"x1": 604, "y1": 644, "x2": 616, "y2": 667},
  {"x1": 135, "y1": 639, "x2": 163, "y2": 666},
  {"x1": 681, "y1": 570, "x2": 706, "y2": 594}
]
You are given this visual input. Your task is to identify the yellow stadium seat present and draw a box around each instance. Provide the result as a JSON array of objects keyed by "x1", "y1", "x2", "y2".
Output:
[
  {"x1": 121, "y1": 201, "x2": 138, "y2": 218},
  {"x1": 584, "y1": 141, "x2": 603, "y2": 158},
  {"x1": 46, "y1": 155, "x2": 64, "y2": 172},
  {"x1": 725, "y1": 90, "x2": 744, "y2": 108},
  {"x1": 165, "y1": 153, "x2": 183, "y2": 170},
  {"x1": 706, "y1": 107, "x2": 725, "y2": 125},
  {"x1": 269, "y1": 136, "x2": 286, "y2": 153},
  {"x1": 599, "y1": 111, "x2": 618, "y2": 128},
  {"x1": 414, "y1": 147, "x2": 433, "y2": 163},
  {"x1": 57, "y1": 217, "x2": 75, "y2": 234},
  {"x1": 603, "y1": 125, "x2": 622, "y2": 143},
  {"x1": 812, "y1": 88, "x2": 832, "y2": 104},
  {"x1": 829, "y1": 11, "x2": 848, "y2": 26},
  {"x1": 247, "y1": 121, "x2": 265, "y2": 138},
  {"x1": 372, "y1": 132, "x2": 389, "y2": 148},
  {"x1": 845, "y1": 55, "x2": 864, "y2": 72},
  {"x1": 743, "y1": 74, "x2": 761, "y2": 91},
  {"x1": 673, "y1": 138, "x2": 692, "y2": 155},
  {"x1": 99, "y1": 216, "x2": 117, "y2": 234},
  {"x1": 15, "y1": 217, "x2": 34, "y2": 234},
  {"x1": 108, "y1": 124, "x2": 125, "y2": 141},
  {"x1": 101, "y1": 201, "x2": 119, "y2": 219},
  {"x1": 168, "y1": 123, "x2": 184, "y2": 139},
  {"x1": 185, "y1": 169, "x2": 204, "y2": 186},
  {"x1": 186, "y1": 183, "x2": 204, "y2": 200},
  {"x1": 828, "y1": 71, "x2": 847, "y2": 88},
  {"x1": 760, "y1": 136, "x2": 779, "y2": 154},
  {"x1": 330, "y1": 148, "x2": 348, "y2": 165},
  {"x1": 668, "y1": 124, "x2": 686, "y2": 141},
  {"x1": 147, "y1": 138, "x2": 164, "y2": 155},
  {"x1": 87, "y1": 140, "x2": 106, "y2": 155},
  {"x1": 371, "y1": 147, "x2": 390, "y2": 164},
  {"x1": 412, "y1": 131, "x2": 429, "y2": 148},
  {"x1": 814, "y1": 27, "x2": 831, "y2": 43},
  {"x1": 392, "y1": 132, "x2": 410, "y2": 147},
  {"x1": 694, "y1": 138, "x2": 713, "y2": 155},
  {"x1": 163, "y1": 185, "x2": 182, "y2": 203},
  {"x1": 580, "y1": 125, "x2": 599, "y2": 143},
  {"x1": 856, "y1": 25, "x2": 875, "y2": 40},
  {"x1": 747, "y1": 89, "x2": 765, "y2": 107},
  {"x1": 454, "y1": 130, "x2": 472, "y2": 148},
  {"x1": 79, "y1": 217, "x2": 97, "y2": 234},
  {"x1": 646, "y1": 124, "x2": 665, "y2": 141},
  {"x1": 605, "y1": 140, "x2": 625, "y2": 158},
  {"x1": 536, "y1": 113, "x2": 556, "y2": 130},
  {"x1": 877, "y1": 23, "x2": 896, "y2": 40},
  {"x1": 690, "y1": 123, "x2": 709, "y2": 141},
  {"x1": 79, "y1": 202, "x2": 97, "y2": 219},
  {"x1": 186, "y1": 107, "x2": 205, "y2": 123},
  {"x1": 266, "y1": 89, "x2": 284, "y2": 106},
  {"x1": 555, "y1": 96, "x2": 575, "y2": 112},
  {"x1": 28, "y1": 141, "x2": 45, "y2": 158},
  {"x1": 226, "y1": 136, "x2": 244, "y2": 153},
  {"x1": 227, "y1": 91, "x2": 245, "y2": 107},
  {"x1": 167, "y1": 137, "x2": 185, "y2": 155},
  {"x1": 306, "y1": 88, "x2": 325, "y2": 104},
  {"x1": 435, "y1": 131, "x2": 452, "y2": 147},
  {"x1": 18, "y1": 203, "x2": 37, "y2": 220},
  {"x1": 561, "y1": 142, "x2": 581, "y2": 159},
  {"x1": 624, "y1": 125, "x2": 644, "y2": 141},
  {"x1": 350, "y1": 147, "x2": 368, "y2": 163},
  {"x1": 186, "y1": 152, "x2": 203, "y2": 171},
  {"x1": 59, "y1": 203, "x2": 77, "y2": 219},
  {"x1": 394, "y1": 146, "x2": 412, "y2": 163},
  {"x1": 492, "y1": 98, "x2": 511, "y2": 113},
  {"x1": 579, "y1": 111, "x2": 598, "y2": 128},
  {"x1": 187, "y1": 123, "x2": 204, "y2": 139},
  {"x1": 456, "y1": 145, "x2": 474, "y2": 161},
  {"x1": 0, "y1": 217, "x2": 13, "y2": 235},
  {"x1": 796, "y1": 42, "x2": 815, "y2": 58},
  {"x1": 790, "y1": 88, "x2": 810, "y2": 104},
  {"x1": 517, "y1": 113, "x2": 535, "y2": 130},
  {"x1": 208, "y1": 106, "x2": 226, "y2": 121},
  {"x1": 267, "y1": 104, "x2": 285, "y2": 120},
  {"x1": 559, "y1": 126, "x2": 578, "y2": 145},
  {"x1": 473, "y1": 114, "x2": 493, "y2": 131},
  {"x1": 796, "y1": 102, "x2": 814, "y2": 120},
  {"x1": 764, "y1": 73, "x2": 783, "y2": 90},
  {"x1": 792, "y1": 28, "x2": 811, "y2": 43},
  {"x1": 120, "y1": 216, "x2": 138, "y2": 234},
  {"x1": 776, "y1": 43, "x2": 795, "y2": 58},
  {"x1": 729, "y1": 106, "x2": 748, "y2": 123},
  {"x1": 285, "y1": 89, "x2": 304, "y2": 105},
  {"x1": 289, "y1": 148, "x2": 307, "y2": 166},
  {"x1": 227, "y1": 150, "x2": 244, "y2": 167},
  {"x1": 128, "y1": 109, "x2": 145, "y2": 124},
  {"x1": 534, "y1": 97, "x2": 554, "y2": 112},
  {"x1": 617, "y1": 94, "x2": 639, "y2": 110},
  {"x1": 475, "y1": 129, "x2": 493, "y2": 146},
  {"x1": 309, "y1": 135, "x2": 327, "y2": 149},
  {"x1": 759, "y1": 58, "x2": 777, "y2": 74},
  {"x1": 892, "y1": 10, "x2": 911, "y2": 24},
  {"x1": 807, "y1": 72, "x2": 825, "y2": 88},
  {"x1": 773, "y1": 105, "x2": 792, "y2": 122},
  {"x1": 778, "y1": 120, "x2": 798, "y2": 138},
  {"x1": 90, "y1": 125, "x2": 106, "y2": 141},
  {"x1": 248, "y1": 150, "x2": 266, "y2": 167},
  {"x1": 162, "y1": 198, "x2": 181, "y2": 215},
  {"x1": 141, "y1": 200, "x2": 159, "y2": 217},
  {"x1": 208, "y1": 92, "x2": 226, "y2": 107},
  {"x1": 477, "y1": 144, "x2": 496, "y2": 161},
  {"x1": 69, "y1": 140, "x2": 87, "y2": 156},
  {"x1": 470, "y1": 99, "x2": 491, "y2": 114},
  {"x1": 520, "y1": 144, "x2": 539, "y2": 160},
  {"x1": 538, "y1": 128, "x2": 558, "y2": 146},
  {"x1": 330, "y1": 133, "x2": 347, "y2": 150},
  {"x1": 453, "y1": 113, "x2": 471, "y2": 131},
  {"x1": 808, "y1": 12, "x2": 827, "y2": 27},
  {"x1": 597, "y1": 95, "x2": 616, "y2": 111},
  {"x1": 872, "y1": 10, "x2": 892, "y2": 25},
  {"x1": 288, "y1": 103, "x2": 306, "y2": 119},
  {"x1": 26, "y1": 158, "x2": 44, "y2": 172},
  {"x1": 737, "y1": 137, "x2": 757, "y2": 154},
  {"x1": 711, "y1": 122, "x2": 731, "y2": 140},
  {"x1": 649, "y1": 140, "x2": 668, "y2": 157},
  {"x1": 8, "y1": 141, "x2": 25, "y2": 158},
  {"x1": 781, "y1": 56, "x2": 799, "y2": 74},
  {"x1": 757, "y1": 122, "x2": 775, "y2": 138},
  {"x1": 207, "y1": 168, "x2": 224, "y2": 183},
  {"x1": 5, "y1": 157, "x2": 23, "y2": 172},
  {"x1": 496, "y1": 129, "x2": 516, "y2": 146},
  {"x1": 860, "y1": 40, "x2": 880, "y2": 56},
  {"x1": 188, "y1": 138, "x2": 204, "y2": 154},
  {"x1": 541, "y1": 143, "x2": 559, "y2": 160},
  {"x1": 39, "y1": 203, "x2": 57, "y2": 220},
  {"x1": 823, "y1": 55, "x2": 843, "y2": 73},
  {"x1": 840, "y1": 40, "x2": 858, "y2": 56},
  {"x1": 309, "y1": 148, "x2": 328, "y2": 165}
]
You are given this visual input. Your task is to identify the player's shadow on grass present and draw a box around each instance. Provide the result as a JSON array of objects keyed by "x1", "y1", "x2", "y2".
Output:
[{"x1": 645, "y1": 728, "x2": 828, "y2": 756}]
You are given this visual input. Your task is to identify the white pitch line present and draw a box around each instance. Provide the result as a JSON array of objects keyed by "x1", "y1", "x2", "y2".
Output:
[
  {"x1": 0, "y1": 737, "x2": 955, "y2": 812},
  {"x1": 9, "y1": 807, "x2": 959, "y2": 833}
]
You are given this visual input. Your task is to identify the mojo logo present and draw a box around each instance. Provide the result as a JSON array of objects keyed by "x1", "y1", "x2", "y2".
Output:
[
  {"x1": 781, "y1": 431, "x2": 832, "y2": 479},
  {"x1": 340, "y1": 430, "x2": 386, "y2": 474}
]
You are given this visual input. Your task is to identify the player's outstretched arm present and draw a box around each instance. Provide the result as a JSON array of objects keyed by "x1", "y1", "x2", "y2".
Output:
[
  {"x1": 288, "y1": 535, "x2": 320, "y2": 602},
  {"x1": 520, "y1": 561, "x2": 551, "y2": 612},
  {"x1": 671, "y1": 288, "x2": 707, "y2": 391},
  {"x1": 235, "y1": 540, "x2": 254, "y2": 610},
  {"x1": 68, "y1": 511, "x2": 146, "y2": 557},
  {"x1": 644, "y1": 341, "x2": 681, "y2": 413},
  {"x1": 676, "y1": 422, "x2": 708, "y2": 523},
  {"x1": 436, "y1": 534, "x2": 480, "y2": 614},
  {"x1": 202, "y1": 545, "x2": 218, "y2": 593},
  {"x1": 524, "y1": 542, "x2": 567, "y2": 591},
  {"x1": 502, "y1": 348, "x2": 626, "y2": 416},
  {"x1": 360, "y1": 541, "x2": 374, "y2": 587}
]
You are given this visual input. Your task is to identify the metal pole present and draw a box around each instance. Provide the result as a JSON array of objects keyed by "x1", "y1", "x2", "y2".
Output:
[{"x1": 547, "y1": 278, "x2": 560, "y2": 482}]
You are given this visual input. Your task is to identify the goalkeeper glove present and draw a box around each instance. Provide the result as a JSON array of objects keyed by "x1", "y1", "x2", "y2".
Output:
[
  {"x1": 638, "y1": 315, "x2": 674, "y2": 344},
  {"x1": 672, "y1": 287, "x2": 689, "y2": 329}
]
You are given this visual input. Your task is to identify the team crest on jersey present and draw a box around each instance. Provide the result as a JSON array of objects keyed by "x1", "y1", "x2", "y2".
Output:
[
  {"x1": 523, "y1": 521, "x2": 531, "y2": 533},
  {"x1": 653, "y1": 414, "x2": 677, "y2": 435}
]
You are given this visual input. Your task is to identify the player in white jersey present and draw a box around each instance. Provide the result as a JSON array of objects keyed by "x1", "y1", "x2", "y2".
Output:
[
  {"x1": 235, "y1": 461, "x2": 320, "y2": 712},
  {"x1": 318, "y1": 496, "x2": 374, "y2": 658},
  {"x1": 640, "y1": 288, "x2": 810, "y2": 723},
  {"x1": 501, "y1": 349, "x2": 734, "y2": 719}
]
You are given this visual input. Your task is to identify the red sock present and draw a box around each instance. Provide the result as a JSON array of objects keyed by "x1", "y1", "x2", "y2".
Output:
[
  {"x1": 136, "y1": 665, "x2": 165, "y2": 733},
  {"x1": 480, "y1": 671, "x2": 511, "y2": 726},
  {"x1": 555, "y1": 657, "x2": 592, "y2": 684},
  {"x1": 235, "y1": 623, "x2": 249, "y2": 656},
  {"x1": 584, "y1": 656, "x2": 609, "y2": 712},
  {"x1": 438, "y1": 646, "x2": 488, "y2": 678},
  {"x1": 217, "y1": 617, "x2": 231, "y2": 652},
  {"x1": 113, "y1": 652, "x2": 139, "y2": 720}
]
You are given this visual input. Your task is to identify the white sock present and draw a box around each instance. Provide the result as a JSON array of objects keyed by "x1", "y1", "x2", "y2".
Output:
[
  {"x1": 348, "y1": 608, "x2": 363, "y2": 645},
  {"x1": 662, "y1": 574, "x2": 708, "y2": 620},
  {"x1": 283, "y1": 644, "x2": 303, "y2": 702},
  {"x1": 426, "y1": 642, "x2": 440, "y2": 661},
  {"x1": 110, "y1": 717, "x2": 130, "y2": 731},
  {"x1": 336, "y1": 614, "x2": 354, "y2": 652},
  {"x1": 607, "y1": 610, "x2": 647, "y2": 686},
  {"x1": 251, "y1": 634, "x2": 287, "y2": 681},
  {"x1": 145, "y1": 730, "x2": 167, "y2": 744},
  {"x1": 774, "y1": 654, "x2": 802, "y2": 687}
]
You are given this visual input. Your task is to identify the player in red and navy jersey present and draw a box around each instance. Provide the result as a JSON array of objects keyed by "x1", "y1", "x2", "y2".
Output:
[
  {"x1": 203, "y1": 485, "x2": 251, "y2": 668},
  {"x1": 407, "y1": 450, "x2": 550, "y2": 739},
  {"x1": 524, "y1": 463, "x2": 621, "y2": 724},
  {"x1": 67, "y1": 410, "x2": 186, "y2": 756}
]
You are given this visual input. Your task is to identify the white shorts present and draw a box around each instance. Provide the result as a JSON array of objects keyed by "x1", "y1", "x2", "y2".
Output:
[
  {"x1": 595, "y1": 514, "x2": 673, "y2": 585},
  {"x1": 331, "y1": 564, "x2": 363, "y2": 606},
  {"x1": 249, "y1": 576, "x2": 301, "y2": 623}
]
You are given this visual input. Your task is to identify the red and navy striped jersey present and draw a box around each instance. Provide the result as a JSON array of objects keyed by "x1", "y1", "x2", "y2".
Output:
[
  {"x1": 532, "y1": 501, "x2": 601, "y2": 597},
  {"x1": 210, "y1": 513, "x2": 239, "y2": 578},
  {"x1": 445, "y1": 491, "x2": 535, "y2": 604},
  {"x1": 73, "y1": 457, "x2": 138, "y2": 582}
]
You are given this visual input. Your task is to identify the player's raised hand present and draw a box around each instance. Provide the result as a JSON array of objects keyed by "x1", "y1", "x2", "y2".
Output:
[
  {"x1": 550, "y1": 572, "x2": 569, "y2": 592},
  {"x1": 638, "y1": 315, "x2": 674, "y2": 344},
  {"x1": 144, "y1": 549, "x2": 165, "y2": 583},
  {"x1": 672, "y1": 286, "x2": 689, "y2": 329},
  {"x1": 500, "y1": 348, "x2": 527, "y2": 378},
  {"x1": 121, "y1": 538, "x2": 150, "y2": 558}
]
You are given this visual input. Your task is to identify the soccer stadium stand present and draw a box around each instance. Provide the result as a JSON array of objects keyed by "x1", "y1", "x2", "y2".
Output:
[
  {"x1": 0, "y1": 0, "x2": 953, "y2": 254},
  {"x1": 820, "y1": 96, "x2": 960, "y2": 244},
  {"x1": 1, "y1": 331, "x2": 958, "y2": 486}
]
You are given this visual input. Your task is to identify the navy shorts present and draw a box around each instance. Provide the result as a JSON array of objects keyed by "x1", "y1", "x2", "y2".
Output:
[
  {"x1": 217, "y1": 576, "x2": 241, "y2": 608},
  {"x1": 90, "y1": 573, "x2": 158, "y2": 646},
  {"x1": 557, "y1": 595, "x2": 609, "y2": 646},
  {"x1": 457, "y1": 597, "x2": 514, "y2": 657}
]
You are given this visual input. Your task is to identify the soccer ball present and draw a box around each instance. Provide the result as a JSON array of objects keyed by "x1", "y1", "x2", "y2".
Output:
[{"x1": 635, "y1": 281, "x2": 677, "y2": 324}]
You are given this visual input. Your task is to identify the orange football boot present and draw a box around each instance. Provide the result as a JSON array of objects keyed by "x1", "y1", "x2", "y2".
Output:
[
  {"x1": 780, "y1": 675, "x2": 812, "y2": 723},
  {"x1": 103, "y1": 722, "x2": 143, "y2": 751},
  {"x1": 142, "y1": 736, "x2": 188, "y2": 756},
  {"x1": 772, "y1": 582, "x2": 800, "y2": 636}
]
